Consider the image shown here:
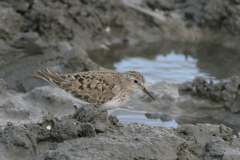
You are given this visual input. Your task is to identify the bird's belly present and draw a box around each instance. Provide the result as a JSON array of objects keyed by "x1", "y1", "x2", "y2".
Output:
[{"x1": 100, "y1": 99, "x2": 125, "y2": 110}]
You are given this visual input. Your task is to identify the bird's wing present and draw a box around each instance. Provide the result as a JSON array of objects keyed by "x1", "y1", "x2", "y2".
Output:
[{"x1": 31, "y1": 69, "x2": 117, "y2": 104}]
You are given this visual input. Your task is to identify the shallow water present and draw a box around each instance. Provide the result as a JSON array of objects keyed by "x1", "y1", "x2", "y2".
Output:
[
  {"x1": 109, "y1": 108, "x2": 178, "y2": 127},
  {"x1": 118, "y1": 115, "x2": 178, "y2": 127},
  {"x1": 88, "y1": 41, "x2": 240, "y2": 127}
]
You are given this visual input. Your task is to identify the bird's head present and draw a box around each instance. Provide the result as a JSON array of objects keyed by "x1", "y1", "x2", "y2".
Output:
[{"x1": 123, "y1": 71, "x2": 155, "y2": 100}]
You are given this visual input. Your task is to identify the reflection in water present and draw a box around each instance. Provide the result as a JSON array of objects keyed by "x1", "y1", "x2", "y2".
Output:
[
  {"x1": 145, "y1": 112, "x2": 173, "y2": 122},
  {"x1": 109, "y1": 109, "x2": 178, "y2": 128},
  {"x1": 194, "y1": 43, "x2": 240, "y2": 80},
  {"x1": 117, "y1": 115, "x2": 178, "y2": 127}
]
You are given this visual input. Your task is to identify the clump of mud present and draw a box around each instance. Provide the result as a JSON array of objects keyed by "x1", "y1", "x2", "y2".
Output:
[
  {"x1": 179, "y1": 75, "x2": 240, "y2": 113},
  {"x1": 0, "y1": 104, "x2": 118, "y2": 157}
]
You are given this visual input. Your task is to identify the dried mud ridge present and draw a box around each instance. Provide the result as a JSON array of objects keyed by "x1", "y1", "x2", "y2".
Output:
[{"x1": 0, "y1": 104, "x2": 240, "y2": 159}]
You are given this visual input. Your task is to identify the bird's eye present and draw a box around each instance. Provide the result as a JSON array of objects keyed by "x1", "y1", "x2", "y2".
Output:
[{"x1": 134, "y1": 80, "x2": 138, "y2": 83}]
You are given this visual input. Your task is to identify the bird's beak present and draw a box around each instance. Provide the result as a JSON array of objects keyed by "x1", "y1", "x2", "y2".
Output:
[{"x1": 142, "y1": 88, "x2": 155, "y2": 100}]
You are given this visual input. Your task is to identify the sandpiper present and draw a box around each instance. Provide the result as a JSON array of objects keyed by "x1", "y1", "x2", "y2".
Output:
[{"x1": 31, "y1": 69, "x2": 155, "y2": 110}]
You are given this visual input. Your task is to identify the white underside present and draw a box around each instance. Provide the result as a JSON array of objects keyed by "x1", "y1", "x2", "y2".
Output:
[{"x1": 100, "y1": 99, "x2": 124, "y2": 110}]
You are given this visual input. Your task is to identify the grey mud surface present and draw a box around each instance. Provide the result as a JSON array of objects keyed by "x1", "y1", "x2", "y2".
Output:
[
  {"x1": 1, "y1": 97, "x2": 240, "y2": 159},
  {"x1": 1, "y1": 0, "x2": 240, "y2": 159}
]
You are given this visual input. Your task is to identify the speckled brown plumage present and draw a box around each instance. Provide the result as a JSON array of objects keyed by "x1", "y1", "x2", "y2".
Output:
[{"x1": 31, "y1": 68, "x2": 155, "y2": 110}]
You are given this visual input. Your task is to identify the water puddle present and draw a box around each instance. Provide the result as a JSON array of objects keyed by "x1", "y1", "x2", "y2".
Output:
[
  {"x1": 118, "y1": 115, "x2": 178, "y2": 127},
  {"x1": 109, "y1": 109, "x2": 178, "y2": 127}
]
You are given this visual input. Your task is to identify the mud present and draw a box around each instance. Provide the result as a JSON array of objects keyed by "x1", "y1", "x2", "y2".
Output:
[
  {"x1": 0, "y1": 104, "x2": 113, "y2": 158},
  {"x1": 179, "y1": 75, "x2": 240, "y2": 112},
  {"x1": 1, "y1": 102, "x2": 240, "y2": 159}
]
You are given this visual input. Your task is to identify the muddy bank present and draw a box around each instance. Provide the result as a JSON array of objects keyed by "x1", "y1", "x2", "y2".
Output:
[
  {"x1": 0, "y1": 103, "x2": 239, "y2": 160},
  {"x1": 179, "y1": 75, "x2": 240, "y2": 112}
]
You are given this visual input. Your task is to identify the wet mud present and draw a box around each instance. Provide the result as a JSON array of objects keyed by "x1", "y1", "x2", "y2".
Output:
[{"x1": 1, "y1": 102, "x2": 240, "y2": 159}]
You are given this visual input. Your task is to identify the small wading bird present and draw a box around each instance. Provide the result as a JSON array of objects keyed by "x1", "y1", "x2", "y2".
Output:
[{"x1": 31, "y1": 69, "x2": 155, "y2": 110}]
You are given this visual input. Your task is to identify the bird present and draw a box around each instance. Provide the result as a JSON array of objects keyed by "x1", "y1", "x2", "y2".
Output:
[{"x1": 31, "y1": 69, "x2": 155, "y2": 110}]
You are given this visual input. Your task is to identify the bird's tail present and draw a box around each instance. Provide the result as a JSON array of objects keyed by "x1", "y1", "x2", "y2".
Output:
[{"x1": 31, "y1": 68, "x2": 65, "y2": 88}]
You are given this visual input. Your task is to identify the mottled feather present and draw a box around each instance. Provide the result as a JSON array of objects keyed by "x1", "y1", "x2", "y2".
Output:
[{"x1": 31, "y1": 69, "x2": 118, "y2": 104}]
